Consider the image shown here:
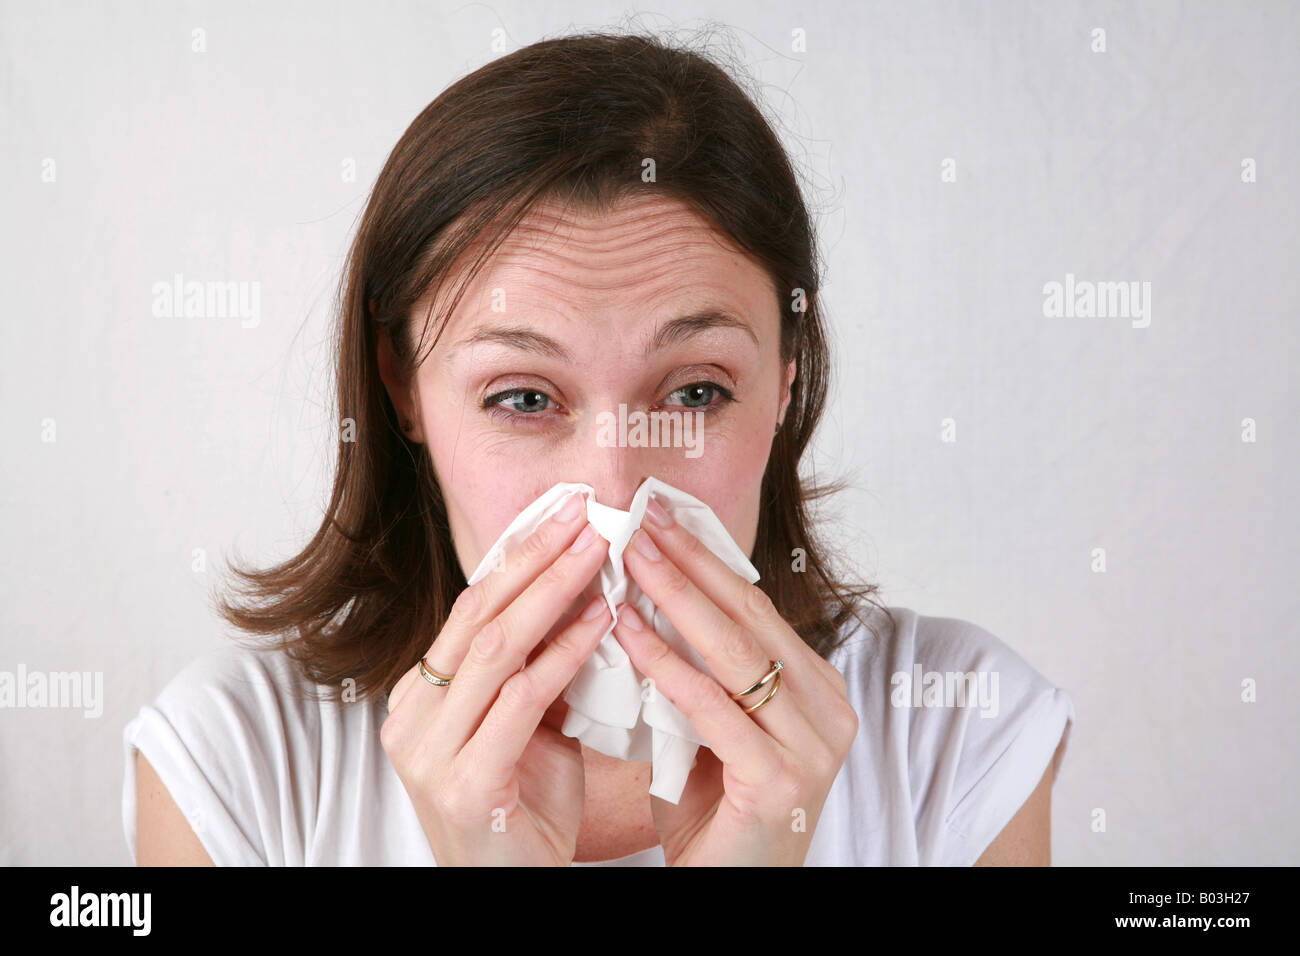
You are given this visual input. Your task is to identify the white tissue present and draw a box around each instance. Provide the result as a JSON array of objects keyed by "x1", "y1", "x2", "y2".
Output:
[{"x1": 465, "y1": 477, "x2": 760, "y2": 804}]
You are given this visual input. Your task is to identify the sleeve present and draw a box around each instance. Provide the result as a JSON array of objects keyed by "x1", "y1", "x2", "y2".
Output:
[
  {"x1": 902, "y1": 615, "x2": 1075, "y2": 866},
  {"x1": 121, "y1": 644, "x2": 305, "y2": 866}
]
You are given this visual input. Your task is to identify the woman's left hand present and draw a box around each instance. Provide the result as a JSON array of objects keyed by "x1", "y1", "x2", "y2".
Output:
[{"x1": 612, "y1": 496, "x2": 860, "y2": 866}]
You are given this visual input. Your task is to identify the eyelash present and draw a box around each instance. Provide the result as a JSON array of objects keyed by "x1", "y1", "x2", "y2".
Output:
[{"x1": 482, "y1": 381, "x2": 737, "y2": 427}]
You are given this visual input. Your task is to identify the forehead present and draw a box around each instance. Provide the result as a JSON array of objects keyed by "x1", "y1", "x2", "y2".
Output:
[{"x1": 432, "y1": 193, "x2": 779, "y2": 338}]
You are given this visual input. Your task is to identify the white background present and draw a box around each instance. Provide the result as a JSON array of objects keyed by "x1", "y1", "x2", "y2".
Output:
[{"x1": 1, "y1": 0, "x2": 1296, "y2": 864}]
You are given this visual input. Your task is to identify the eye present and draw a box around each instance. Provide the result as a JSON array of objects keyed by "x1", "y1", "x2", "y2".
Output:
[
  {"x1": 664, "y1": 382, "x2": 734, "y2": 409},
  {"x1": 486, "y1": 388, "x2": 552, "y2": 416}
]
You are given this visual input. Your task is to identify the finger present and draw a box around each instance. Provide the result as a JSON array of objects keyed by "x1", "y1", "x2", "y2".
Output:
[
  {"x1": 432, "y1": 521, "x2": 609, "y2": 757},
  {"x1": 620, "y1": 528, "x2": 811, "y2": 748},
  {"x1": 639, "y1": 494, "x2": 846, "y2": 694},
  {"x1": 459, "y1": 595, "x2": 613, "y2": 793},
  {"x1": 627, "y1": 517, "x2": 854, "y2": 749},
  {"x1": 387, "y1": 655, "x2": 450, "y2": 718},
  {"x1": 388, "y1": 489, "x2": 590, "y2": 715},
  {"x1": 612, "y1": 604, "x2": 796, "y2": 790}
]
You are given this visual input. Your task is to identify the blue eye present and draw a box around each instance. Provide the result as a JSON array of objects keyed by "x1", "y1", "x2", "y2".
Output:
[
  {"x1": 665, "y1": 383, "x2": 728, "y2": 408},
  {"x1": 487, "y1": 389, "x2": 551, "y2": 415}
]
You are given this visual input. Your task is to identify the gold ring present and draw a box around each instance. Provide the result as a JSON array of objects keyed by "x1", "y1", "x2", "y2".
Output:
[
  {"x1": 419, "y1": 657, "x2": 454, "y2": 686},
  {"x1": 730, "y1": 659, "x2": 784, "y2": 713},
  {"x1": 740, "y1": 672, "x2": 782, "y2": 713},
  {"x1": 730, "y1": 659, "x2": 784, "y2": 699}
]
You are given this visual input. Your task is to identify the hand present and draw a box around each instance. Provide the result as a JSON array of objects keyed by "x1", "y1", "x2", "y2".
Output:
[
  {"x1": 381, "y1": 491, "x2": 611, "y2": 866},
  {"x1": 612, "y1": 495, "x2": 858, "y2": 866}
]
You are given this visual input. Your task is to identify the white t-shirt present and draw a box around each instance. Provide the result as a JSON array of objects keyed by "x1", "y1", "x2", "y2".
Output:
[{"x1": 121, "y1": 604, "x2": 1074, "y2": 866}]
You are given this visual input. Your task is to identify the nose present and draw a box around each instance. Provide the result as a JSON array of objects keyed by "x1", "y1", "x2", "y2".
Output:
[
  {"x1": 576, "y1": 438, "x2": 652, "y2": 513},
  {"x1": 557, "y1": 388, "x2": 698, "y2": 513}
]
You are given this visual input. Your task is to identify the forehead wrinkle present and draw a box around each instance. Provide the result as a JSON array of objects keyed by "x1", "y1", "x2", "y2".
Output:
[
  {"x1": 435, "y1": 198, "x2": 777, "y2": 368},
  {"x1": 492, "y1": 199, "x2": 745, "y2": 267},
  {"x1": 511, "y1": 197, "x2": 717, "y2": 241},
  {"x1": 484, "y1": 255, "x2": 724, "y2": 301},
  {"x1": 487, "y1": 232, "x2": 733, "y2": 287}
]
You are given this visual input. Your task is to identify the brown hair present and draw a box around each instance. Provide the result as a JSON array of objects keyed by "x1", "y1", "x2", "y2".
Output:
[{"x1": 215, "y1": 28, "x2": 894, "y2": 703}]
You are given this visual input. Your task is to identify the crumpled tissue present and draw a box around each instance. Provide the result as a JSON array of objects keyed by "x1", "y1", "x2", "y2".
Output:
[{"x1": 465, "y1": 477, "x2": 760, "y2": 804}]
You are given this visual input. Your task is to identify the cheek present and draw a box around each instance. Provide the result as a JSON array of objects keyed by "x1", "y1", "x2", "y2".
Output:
[
  {"x1": 420, "y1": 397, "x2": 553, "y2": 574},
  {"x1": 437, "y1": 475, "x2": 555, "y2": 578},
  {"x1": 658, "y1": 423, "x2": 773, "y2": 555}
]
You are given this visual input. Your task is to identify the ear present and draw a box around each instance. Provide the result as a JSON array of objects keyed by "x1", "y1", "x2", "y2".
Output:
[
  {"x1": 376, "y1": 323, "x2": 424, "y2": 443},
  {"x1": 776, "y1": 357, "x2": 797, "y2": 428}
]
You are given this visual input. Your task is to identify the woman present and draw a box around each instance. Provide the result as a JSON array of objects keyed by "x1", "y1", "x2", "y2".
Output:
[{"x1": 122, "y1": 30, "x2": 1073, "y2": 866}]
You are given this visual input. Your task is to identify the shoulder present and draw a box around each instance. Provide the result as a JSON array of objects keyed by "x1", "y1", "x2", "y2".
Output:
[
  {"x1": 141, "y1": 641, "x2": 334, "y2": 766},
  {"x1": 121, "y1": 641, "x2": 342, "y2": 865},
  {"x1": 152, "y1": 640, "x2": 326, "y2": 726},
  {"x1": 826, "y1": 604, "x2": 1075, "y2": 865}
]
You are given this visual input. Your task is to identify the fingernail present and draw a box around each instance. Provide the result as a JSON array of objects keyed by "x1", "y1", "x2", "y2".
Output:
[
  {"x1": 581, "y1": 595, "x2": 607, "y2": 620},
  {"x1": 632, "y1": 528, "x2": 661, "y2": 561},
  {"x1": 569, "y1": 523, "x2": 597, "y2": 553},
  {"x1": 619, "y1": 604, "x2": 644, "y2": 630},
  {"x1": 555, "y1": 492, "x2": 584, "y2": 522},
  {"x1": 645, "y1": 495, "x2": 674, "y2": 528}
]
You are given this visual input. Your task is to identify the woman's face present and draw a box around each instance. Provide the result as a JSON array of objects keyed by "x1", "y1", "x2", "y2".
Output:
[{"x1": 380, "y1": 193, "x2": 797, "y2": 581}]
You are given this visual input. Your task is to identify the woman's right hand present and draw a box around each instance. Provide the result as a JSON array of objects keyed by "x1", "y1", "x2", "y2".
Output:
[{"x1": 381, "y1": 491, "x2": 612, "y2": 866}]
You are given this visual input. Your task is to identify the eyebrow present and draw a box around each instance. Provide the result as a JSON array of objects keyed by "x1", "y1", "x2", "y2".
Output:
[{"x1": 443, "y1": 308, "x2": 760, "y2": 365}]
